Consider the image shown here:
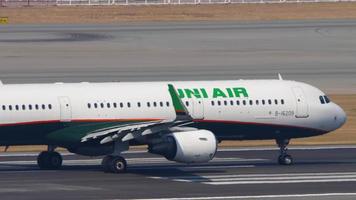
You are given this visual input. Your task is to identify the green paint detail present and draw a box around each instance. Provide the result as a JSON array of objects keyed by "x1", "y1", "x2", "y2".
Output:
[
  {"x1": 226, "y1": 88, "x2": 234, "y2": 98},
  {"x1": 168, "y1": 84, "x2": 185, "y2": 112},
  {"x1": 233, "y1": 87, "x2": 249, "y2": 97},
  {"x1": 177, "y1": 89, "x2": 185, "y2": 98},
  {"x1": 184, "y1": 88, "x2": 201, "y2": 98},
  {"x1": 213, "y1": 88, "x2": 227, "y2": 98},
  {"x1": 200, "y1": 88, "x2": 208, "y2": 98},
  {"x1": 177, "y1": 87, "x2": 249, "y2": 99}
]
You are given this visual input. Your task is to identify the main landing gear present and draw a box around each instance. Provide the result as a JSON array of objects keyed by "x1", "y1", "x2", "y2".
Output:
[
  {"x1": 101, "y1": 155, "x2": 127, "y2": 173},
  {"x1": 276, "y1": 139, "x2": 293, "y2": 165},
  {"x1": 37, "y1": 146, "x2": 63, "y2": 170},
  {"x1": 101, "y1": 141, "x2": 129, "y2": 173}
]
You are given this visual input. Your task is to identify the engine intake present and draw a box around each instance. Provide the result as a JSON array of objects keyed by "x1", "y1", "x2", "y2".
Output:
[{"x1": 148, "y1": 130, "x2": 217, "y2": 163}]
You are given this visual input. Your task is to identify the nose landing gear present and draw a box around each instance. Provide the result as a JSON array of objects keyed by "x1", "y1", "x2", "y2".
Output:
[{"x1": 276, "y1": 139, "x2": 293, "y2": 165}]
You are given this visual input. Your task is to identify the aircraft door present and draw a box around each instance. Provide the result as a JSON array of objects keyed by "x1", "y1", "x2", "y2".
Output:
[
  {"x1": 292, "y1": 87, "x2": 309, "y2": 118},
  {"x1": 191, "y1": 99, "x2": 204, "y2": 119},
  {"x1": 58, "y1": 96, "x2": 72, "y2": 122}
]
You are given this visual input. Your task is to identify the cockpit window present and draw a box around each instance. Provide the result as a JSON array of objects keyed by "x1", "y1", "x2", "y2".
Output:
[
  {"x1": 324, "y1": 95, "x2": 331, "y2": 103},
  {"x1": 319, "y1": 96, "x2": 325, "y2": 104}
]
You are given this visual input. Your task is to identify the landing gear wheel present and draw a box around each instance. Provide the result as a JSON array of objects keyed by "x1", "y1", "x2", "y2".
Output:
[
  {"x1": 278, "y1": 154, "x2": 293, "y2": 165},
  {"x1": 37, "y1": 151, "x2": 63, "y2": 170},
  {"x1": 101, "y1": 155, "x2": 113, "y2": 173},
  {"x1": 276, "y1": 139, "x2": 294, "y2": 166},
  {"x1": 102, "y1": 156, "x2": 127, "y2": 173}
]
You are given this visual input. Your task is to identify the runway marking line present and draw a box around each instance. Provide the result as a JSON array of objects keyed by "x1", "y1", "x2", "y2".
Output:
[
  {"x1": 117, "y1": 193, "x2": 356, "y2": 200},
  {"x1": 150, "y1": 172, "x2": 356, "y2": 185}
]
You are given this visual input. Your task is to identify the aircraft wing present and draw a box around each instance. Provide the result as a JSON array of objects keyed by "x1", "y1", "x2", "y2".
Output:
[{"x1": 80, "y1": 84, "x2": 194, "y2": 144}]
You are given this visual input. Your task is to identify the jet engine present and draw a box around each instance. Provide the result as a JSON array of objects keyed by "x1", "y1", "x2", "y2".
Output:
[{"x1": 148, "y1": 130, "x2": 217, "y2": 163}]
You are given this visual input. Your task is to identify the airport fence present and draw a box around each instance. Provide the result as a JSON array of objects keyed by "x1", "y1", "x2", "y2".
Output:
[{"x1": 0, "y1": 0, "x2": 355, "y2": 6}]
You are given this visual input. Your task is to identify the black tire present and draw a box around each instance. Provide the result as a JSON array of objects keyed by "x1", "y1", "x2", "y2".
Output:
[
  {"x1": 278, "y1": 155, "x2": 293, "y2": 165},
  {"x1": 109, "y1": 156, "x2": 127, "y2": 173},
  {"x1": 37, "y1": 151, "x2": 50, "y2": 169},
  {"x1": 102, "y1": 155, "x2": 113, "y2": 173},
  {"x1": 37, "y1": 151, "x2": 62, "y2": 170},
  {"x1": 48, "y1": 151, "x2": 63, "y2": 170}
]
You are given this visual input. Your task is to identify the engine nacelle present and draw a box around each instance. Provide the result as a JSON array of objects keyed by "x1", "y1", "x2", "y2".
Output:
[{"x1": 148, "y1": 130, "x2": 217, "y2": 163}]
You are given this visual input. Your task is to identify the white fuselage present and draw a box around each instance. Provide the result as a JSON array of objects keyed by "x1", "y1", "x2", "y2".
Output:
[{"x1": 0, "y1": 80, "x2": 346, "y2": 146}]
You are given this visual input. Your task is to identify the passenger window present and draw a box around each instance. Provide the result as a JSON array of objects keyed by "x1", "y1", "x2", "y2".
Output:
[
  {"x1": 319, "y1": 96, "x2": 325, "y2": 104},
  {"x1": 35, "y1": 104, "x2": 39, "y2": 110},
  {"x1": 107, "y1": 103, "x2": 111, "y2": 108},
  {"x1": 2, "y1": 105, "x2": 6, "y2": 111},
  {"x1": 15, "y1": 105, "x2": 19, "y2": 111},
  {"x1": 160, "y1": 102, "x2": 163, "y2": 107},
  {"x1": 217, "y1": 101, "x2": 221, "y2": 106},
  {"x1": 42, "y1": 104, "x2": 46, "y2": 110},
  {"x1": 88, "y1": 103, "x2": 91, "y2": 109},
  {"x1": 236, "y1": 100, "x2": 240, "y2": 106},
  {"x1": 256, "y1": 100, "x2": 259, "y2": 105},
  {"x1": 224, "y1": 101, "x2": 227, "y2": 106},
  {"x1": 137, "y1": 102, "x2": 141, "y2": 107},
  {"x1": 94, "y1": 103, "x2": 98, "y2": 108},
  {"x1": 166, "y1": 102, "x2": 170, "y2": 107},
  {"x1": 249, "y1": 100, "x2": 253, "y2": 105},
  {"x1": 268, "y1": 99, "x2": 272, "y2": 105},
  {"x1": 100, "y1": 103, "x2": 104, "y2": 108},
  {"x1": 281, "y1": 99, "x2": 285, "y2": 105},
  {"x1": 9, "y1": 105, "x2": 12, "y2": 111},
  {"x1": 243, "y1": 100, "x2": 246, "y2": 105},
  {"x1": 153, "y1": 102, "x2": 157, "y2": 107},
  {"x1": 29, "y1": 105, "x2": 32, "y2": 110},
  {"x1": 120, "y1": 103, "x2": 124, "y2": 108},
  {"x1": 48, "y1": 104, "x2": 52, "y2": 110},
  {"x1": 147, "y1": 102, "x2": 150, "y2": 107},
  {"x1": 22, "y1": 105, "x2": 26, "y2": 110},
  {"x1": 211, "y1": 101, "x2": 215, "y2": 106},
  {"x1": 230, "y1": 100, "x2": 234, "y2": 106},
  {"x1": 127, "y1": 102, "x2": 131, "y2": 108},
  {"x1": 113, "y1": 103, "x2": 117, "y2": 108},
  {"x1": 275, "y1": 99, "x2": 278, "y2": 105},
  {"x1": 262, "y1": 100, "x2": 265, "y2": 105},
  {"x1": 185, "y1": 101, "x2": 189, "y2": 107}
]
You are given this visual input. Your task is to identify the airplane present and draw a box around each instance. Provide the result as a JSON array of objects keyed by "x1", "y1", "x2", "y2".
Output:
[{"x1": 0, "y1": 76, "x2": 346, "y2": 173}]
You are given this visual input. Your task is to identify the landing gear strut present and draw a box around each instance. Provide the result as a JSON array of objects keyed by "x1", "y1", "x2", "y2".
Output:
[
  {"x1": 101, "y1": 155, "x2": 127, "y2": 173},
  {"x1": 276, "y1": 139, "x2": 293, "y2": 165},
  {"x1": 37, "y1": 146, "x2": 63, "y2": 170}
]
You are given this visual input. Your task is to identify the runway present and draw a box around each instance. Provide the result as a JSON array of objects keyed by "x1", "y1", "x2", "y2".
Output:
[
  {"x1": 0, "y1": 20, "x2": 356, "y2": 93},
  {"x1": 0, "y1": 146, "x2": 356, "y2": 200},
  {"x1": 0, "y1": 20, "x2": 356, "y2": 199}
]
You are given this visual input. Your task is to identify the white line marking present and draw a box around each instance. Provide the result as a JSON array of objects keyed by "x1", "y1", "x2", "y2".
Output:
[
  {"x1": 205, "y1": 178, "x2": 356, "y2": 185},
  {"x1": 117, "y1": 193, "x2": 356, "y2": 200},
  {"x1": 156, "y1": 172, "x2": 356, "y2": 180},
  {"x1": 181, "y1": 165, "x2": 255, "y2": 169}
]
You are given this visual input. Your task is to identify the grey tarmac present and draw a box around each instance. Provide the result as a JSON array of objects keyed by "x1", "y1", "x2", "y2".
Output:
[
  {"x1": 0, "y1": 20, "x2": 356, "y2": 94},
  {"x1": 0, "y1": 147, "x2": 355, "y2": 200}
]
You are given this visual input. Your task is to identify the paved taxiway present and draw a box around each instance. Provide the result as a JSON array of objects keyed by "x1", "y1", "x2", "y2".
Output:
[
  {"x1": 0, "y1": 20, "x2": 356, "y2": 93},
  {"x1": 0, "y1": 147, "x2": 356, "y2": 200}
]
